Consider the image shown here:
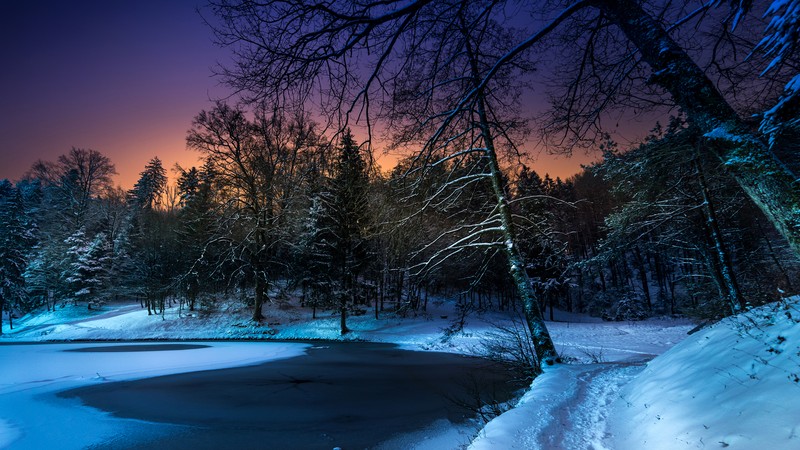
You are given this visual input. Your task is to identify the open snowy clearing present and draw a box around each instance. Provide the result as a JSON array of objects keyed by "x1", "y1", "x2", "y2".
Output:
[
  {"x1": 1, "y1": 298, "x2": 694, "y2": 449},
  {"x1": 2, "y1": 298, "x2": 691, "y2": 363},
  {"x1": 5, "y1": 298, "x2": 797, "y2": 449}
]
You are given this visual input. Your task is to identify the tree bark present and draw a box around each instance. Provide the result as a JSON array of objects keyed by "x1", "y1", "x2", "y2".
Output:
[
  {"x1": 597, "y1": 0, "x2": 800, "y2": 257},
  {"x1": 693, "y1": 156, "x2": 745, "y2": 313},
  {"x1": 466, "y1": 45, "x2": 558, "y2": 370},
  {"x1": 340, "y1": 295, "x2": 349, "y2": 335},
  {"x1": 633, "y1": 247, "x2": 652, "y2": 310},
  {"x1": 253, "y1": 270, "x2": 266, "y2": 322}
]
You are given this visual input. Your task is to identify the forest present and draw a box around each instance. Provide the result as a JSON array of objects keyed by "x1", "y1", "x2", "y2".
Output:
[{"x1": 1, "y1": 0, "x2": 799, "y2": 372}]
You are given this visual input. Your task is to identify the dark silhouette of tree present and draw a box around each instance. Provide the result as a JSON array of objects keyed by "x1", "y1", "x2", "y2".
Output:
[
  {"x1": 314, "y1": 129, "x2": 372, "y2": 334},
  {"x1": 187, "y1": 101, "x2": 323, "y2": 321},
  {"x1": 28, "y1": 147, "x2": 116, "y2": 228},
  {"x1": 0, "y1": 180, "x2": 35, "y2": 332},
  {"x1": 129, "y1": 157, "x2": 168, "y2": 210},
  {"x1": 175, "y1": 164, "x2": 218, "y2": 311}
]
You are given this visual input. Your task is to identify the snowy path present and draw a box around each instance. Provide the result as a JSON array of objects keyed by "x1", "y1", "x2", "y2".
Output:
[
  {"x1": 541, "y1": 364, "x2": 643, "y2": 450},
  {"x1": 470, "y1": 363, "x2": 644, "y2": 450}
]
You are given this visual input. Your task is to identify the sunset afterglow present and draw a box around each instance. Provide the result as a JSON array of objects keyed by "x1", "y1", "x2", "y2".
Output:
[{"x1": 0, "y1": 1, "x2": 603, "y2": 189}]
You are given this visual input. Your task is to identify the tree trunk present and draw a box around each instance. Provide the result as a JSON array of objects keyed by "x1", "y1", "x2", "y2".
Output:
[
  {"x1": 460, "y1": 21, "x2": 558, "y2": 370},
  {"x1": 340, "y1": 295, "x2": 348, "y2": 335},
  {"x1": 694, "y1": 157, "x2": 745, "y2": 313},
  {"x1": 474, "y1": 90, "x2": 557, "y2": 370},
  {"x1": 633, "y1": 247, "x2": 652, "y2": 310},
  {"x1": 253, "y1": 271, "x2": 266, "y2": 322},
  {"x1": 598, "y1": 0, "x2": 800, "y2": 257}
]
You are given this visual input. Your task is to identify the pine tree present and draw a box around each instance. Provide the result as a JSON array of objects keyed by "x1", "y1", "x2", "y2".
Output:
[
  {"x1": 0, "y1": 180, "x2": 35, "y2": 332},
  {"x1": 126, "y1": 158, "x2": 179, "y2": 316},
  {"x1": 316, "y1": 129, "x2": 372, "y2": 334},
  {"x1": 129, "y1": 157, "x2": 168, "y2": 210},
  {"x1": 175, "y1": 164, "x2": 217, "y2": 310},
  {"x1": 64, "y1": 230, "x2": 111, "y2": 308}
]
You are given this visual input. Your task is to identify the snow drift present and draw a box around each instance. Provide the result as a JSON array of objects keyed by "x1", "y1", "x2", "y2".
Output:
[{"x1": 611, "y1": 297, "x2": 800, "y2": 449}]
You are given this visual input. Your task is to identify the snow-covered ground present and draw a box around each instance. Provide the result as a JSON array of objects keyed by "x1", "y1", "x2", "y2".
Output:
[
  {"x1": 3, "y1": 296, "x2": 795, "y2": 449},
  {"x1": 471, "y1": 296, "x2": 800, "y2": 450},
  {"x1": 2, "y1": 298, "x2": 689, "y2": 363}
]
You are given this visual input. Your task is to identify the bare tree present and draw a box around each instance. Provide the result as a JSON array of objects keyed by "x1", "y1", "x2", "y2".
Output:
[
  {"x1": 27, "y1": 147, "x2": 116, "y2": 228},
  {"x1": 187, "y1": 101, "x2": 323, "y2": 321},
  {"x1": 208, "y1": 0, "x2": 565, "y2": 369},
  {"x1": 206, "y1": 0, "x2": 800, "y2": 362}
]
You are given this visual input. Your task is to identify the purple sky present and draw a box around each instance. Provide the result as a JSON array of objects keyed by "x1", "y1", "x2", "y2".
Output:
[
  {"x1": 0, "y1": 0, "x2": 229, "y2": 188},
  {"x1": 0, "y1": 1, "x2": 601, "y2": 189}
]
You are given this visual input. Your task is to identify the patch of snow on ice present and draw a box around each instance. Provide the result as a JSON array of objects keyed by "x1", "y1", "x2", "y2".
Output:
[{"x1": 0, "y1": 342, "x2": 309, "y2": 449}]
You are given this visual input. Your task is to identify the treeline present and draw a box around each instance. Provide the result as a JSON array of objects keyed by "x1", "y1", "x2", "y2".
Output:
[
  {"x1": 538, "y1": 121, "x2": 800, "y2": 321},
  {"x1": 1, "y1": 106, "x2": 798, "y2": 333}
]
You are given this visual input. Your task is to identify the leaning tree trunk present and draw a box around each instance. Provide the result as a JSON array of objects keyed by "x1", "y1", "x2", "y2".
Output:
[
  {"x1": 693, "y1": 156, "x2": 746, "y2": 313},
  {"x1": 465, "y1": 33, "x2": 558, "y2": 371},
  {"x1": 482, "y1": 125, "x2": 559, "y2": 370},
  {"x1": 598, "y1": 0, "x2": 800, "y2": 258}
]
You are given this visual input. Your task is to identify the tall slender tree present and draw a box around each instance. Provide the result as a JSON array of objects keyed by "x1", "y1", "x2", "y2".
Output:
[
  {"x1": 315, "y1": 129, "x2": 372, "y2": 334},
  {"x1": 0, "y1": 180, "x2": 35, "y2": 332}
]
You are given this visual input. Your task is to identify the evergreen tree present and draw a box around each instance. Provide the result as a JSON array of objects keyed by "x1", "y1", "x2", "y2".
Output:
[
  {"x1": 175, "y1": 164, "x2": 217, "y2": 310},
  {"x1": 129, "y1": 157, "x2": 168, "y2": 210},
  {"x1": 0, "y1": 180, "x2": 35, "y2": 332},
  {"x1": 126, "y1": 158, "x2": 179, "y2": 315},
  {"x1": 316, "y1": 129, "x2": 372, "y2": 334},
  {"x1": 64, "y1": 230, "x2": 111, "y2": 308}
]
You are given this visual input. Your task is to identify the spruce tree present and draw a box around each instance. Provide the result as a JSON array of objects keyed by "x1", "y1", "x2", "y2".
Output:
[
  {"x1": 318, "y1": 129, "x2": 371, "y2": 334},
  {"x1": 0, "y1": 180, "x2": 35, "y2": 332},
  {"x1": 64, "y1": 230, "x2": 111, "y2": 308}
]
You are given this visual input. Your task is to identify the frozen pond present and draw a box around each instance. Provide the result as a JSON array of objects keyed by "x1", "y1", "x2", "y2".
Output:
[{"x1": 0, "y1": 341, "x2": 525, "y2": 449}]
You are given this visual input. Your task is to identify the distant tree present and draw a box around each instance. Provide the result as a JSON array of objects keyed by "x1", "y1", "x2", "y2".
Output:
[
  {"x1": 294, "y1": 161, "x2": 333, "y2": 318},
  {"x1": 314, "y1": 129, "x2": 372, "y2": 334},
  {"x1": 64, "y1": 229, "x2": 111, "y2": 308},
  {"x1": 594, "y1": 122, "x2": 751, "y2": 316},
  {"x1": 129, "y1": 157, "x2": 168, "y2": 210},
  {"x1": 512, "y1": 166, "x2": 570, "y2": 320},
  {"x1": 28, "y1": 147, "x2": 116, "y2": 228},
  {"x1": 126, "y1": 159, "x2": 178, "y2": 316},
  {"x1": 187, "y1": 102, "x2": 323, "y2": 321},
  {"x1": 175, "y1": 164, "x2": 218, "y2": 310},
  {"x1": 0, "y1": 180, "x2": 35, "y2": 332}
]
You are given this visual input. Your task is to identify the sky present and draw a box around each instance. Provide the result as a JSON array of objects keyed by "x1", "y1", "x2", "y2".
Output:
[
  {"x1": 0, "y1": 0, "x2": 600, "y2": 189},
  {"x1": 0, "y1": 0, "x2": 226, "y2": 189}
]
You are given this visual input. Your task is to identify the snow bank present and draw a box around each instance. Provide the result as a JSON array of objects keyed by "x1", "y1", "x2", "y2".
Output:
[
  {"x1": 3, "y1": 300, "x2": 693, "y2": 364},
  {"x1": 470, "y1": 364, "x2": 582, "y2": 449},
  {"x1": 1, "y1": 298, "x2": 697, "y2": 449},
  {"x1": 611, "y1": 297, "x2": 800, "y2": 449},
  {"x1": 471, "y1": 299, "x2": 799, "y2": 450}
]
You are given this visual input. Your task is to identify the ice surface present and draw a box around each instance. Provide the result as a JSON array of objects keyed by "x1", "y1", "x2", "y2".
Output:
[{"x1": 0, "y1": 341, "x2": 308, "y2": 449}]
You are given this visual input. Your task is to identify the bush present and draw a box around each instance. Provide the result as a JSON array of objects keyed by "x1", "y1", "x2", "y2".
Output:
[{"x1": 603, "y1": 293, "x2": 648, "y2": 321}]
